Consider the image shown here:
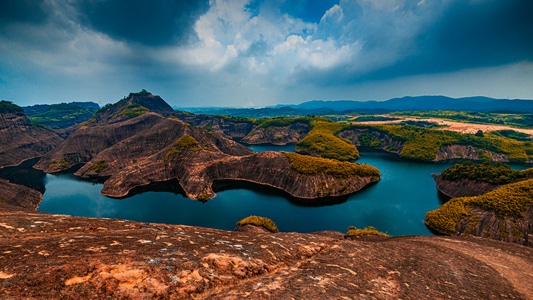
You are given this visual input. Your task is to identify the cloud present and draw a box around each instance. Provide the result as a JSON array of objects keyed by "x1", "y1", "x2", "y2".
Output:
[{"x1": 0, "y1": 0, "x2": 531, "y2": 106}]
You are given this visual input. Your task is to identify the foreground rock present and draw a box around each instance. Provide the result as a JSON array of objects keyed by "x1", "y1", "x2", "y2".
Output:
[{"x1": 1, "y1": 205, "x2": 532, "y2": 299}]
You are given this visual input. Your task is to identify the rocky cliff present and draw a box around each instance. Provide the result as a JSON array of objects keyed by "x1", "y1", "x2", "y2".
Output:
[
  {"x1": 0, "y1": 110, "x2": 63, "y2": 168},
  {"x1": 241, "y1": 122, "x2": 311, "y2": 145},
  {"x1": 0, "y1": 179, "x2": 42, "y2": 210},
  {"x1": 1, "y1": 204, "x2": 532, "y2": 299},
  {"x1": 432, "y1": 174, "x2": 499, "y2": 198}
]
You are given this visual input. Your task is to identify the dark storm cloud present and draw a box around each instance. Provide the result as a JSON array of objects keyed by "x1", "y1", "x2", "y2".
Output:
[
  {"x1": 365, "y1": 0, "x2": 533, "y2": 81},
  {"x1": 76, "y1": 0, "x2": 209, "y2": 46},
  {"x1": 0, "y1": 0, "x2": 47, "y2": 25}
]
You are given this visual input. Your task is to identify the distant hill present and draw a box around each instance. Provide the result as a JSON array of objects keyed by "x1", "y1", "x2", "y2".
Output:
[
  {"x1": 293, "y1": 96, "x2": 533, "y2": 113},
  {"x1": 182, "y1": 96, "x2": 533, "y2": 117},
  {"x1": 24, "y1": 101, "x2": 100, "y2": 129}
]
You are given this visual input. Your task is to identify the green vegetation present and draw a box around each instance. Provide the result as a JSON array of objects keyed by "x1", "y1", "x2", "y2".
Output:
[
  {"x1": 87, "y1": 160, "x2": 108, "y2": 173},
  {"x1": 215, "y1": 115, "x2": 257, "y2": 124},
  {"x1": 492, "y1": 130, "x2": 532, "y2": 141},
  {"x1": 347, "y1": 124, "x2": 533, "y2": 162},
  {"x1": 0, "y1": 100, "x2": 23, "y2": 113},
  {"x1": 441, "y1": 161, "x2": 533, "y2": 185},
  {"x1": 283, "y1": 152, "x2": 380, "y2": 180},
  {"x1": 353, "y1": 115, "x2": 399, "y2": 122},
  {"x1": 49, "y1": 159, "x2": 69, "y2": 171},
  {"x1": 344, "y1": 225, "x2": 389, "y2": 238},
  {"x1": 236, "y1": 215, "x2": 279, "y2": 233},
  {"x1": 116, "y1": 104, "x2": 149, "y2": 119},
  {"x1": 165, "y1": 135, "x2": 206, "y2": 161},
  {"x1": 26, "y1": 103, "x2": 98, "y2": 128},
  {"x1": 425, "y1": 179, "x2": 533, "y2": 235},
  {"x1": 297, "y1": 120, "x2": 359, "y2": 161},
  {"x1": 255, "y1": 116, "x2": 312, "y2": 128}
]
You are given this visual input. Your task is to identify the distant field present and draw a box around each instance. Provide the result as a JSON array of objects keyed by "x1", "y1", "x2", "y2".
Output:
[{"x1": 355, "y1": 115, "x2": 533, "y2": 136}]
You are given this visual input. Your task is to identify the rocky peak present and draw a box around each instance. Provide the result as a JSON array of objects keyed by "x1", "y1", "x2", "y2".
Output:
[{"x1": 90, "y1": 90, "x2": 175, "y2": 126}]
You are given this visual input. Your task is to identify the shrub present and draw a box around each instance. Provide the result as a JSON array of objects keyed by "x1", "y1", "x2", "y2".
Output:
[
  {"x1": 236, "y1": 215, "x2": 279, "y2": 233},
  {"x1": 88, "y1": 160, "x2": 108, "y2": 173},
  {"x1": 344, "y1": 226, "x2": 389, "y2": 237},
  {"x1": 0, "y1": 100, "x2": 23, "y2": 113},
  {"x1": 441, "y1": 161, "x2": 533, "y2": 185}
]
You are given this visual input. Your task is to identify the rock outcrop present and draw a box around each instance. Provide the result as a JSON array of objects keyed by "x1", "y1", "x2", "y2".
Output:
[
  {"x1": 1, "y1": 204, "x2": 532, "y2": 299},
  {"x1": 0, "y1": 180, "x2": 42, "y2": 210},
  {"x1": 0, "y1": 110, "x2": 63, "y2": 168},
  {"x1": 241, "y1": 122, "x2": 311, "y2": 145},
  {"x1": 432, "y1": 173, "x2": 499, "y2": 198},
  {"x1": 455, "y1": 205, "x2": 533, "y2": 246}
]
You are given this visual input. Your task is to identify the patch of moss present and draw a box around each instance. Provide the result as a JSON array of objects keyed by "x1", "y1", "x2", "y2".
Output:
[
  {"x1": 116, "y1": 104, "x2": 149, "y2": 119},
  {"x1": 283, "y1": 151, "x2": 380, "y2": 180},
  {"x1": 237, "y1": 215, "x2": 279, "y2": 233},
  {"x1": 49, "y1": 159, "x2": 69, "y2": 171},
  {"x1": 87, "y1": 160, "x2": 108, "y2": 173},
  {"x1": 165, "y1": 135, "x2": 204, "y2": 161},
  {"x1": 344, "y1": 226, "x2": 389, "y2": 238}
]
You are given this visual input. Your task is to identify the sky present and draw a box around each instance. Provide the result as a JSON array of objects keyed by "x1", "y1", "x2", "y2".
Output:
[{"x1": 1, "y1": 0, "x2": 532, "y2": 107}]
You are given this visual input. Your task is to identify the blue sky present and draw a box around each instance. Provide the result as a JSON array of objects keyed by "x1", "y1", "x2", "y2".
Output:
[{"x1": 1, "y1": 0, "x2": 532, "y2": 107}]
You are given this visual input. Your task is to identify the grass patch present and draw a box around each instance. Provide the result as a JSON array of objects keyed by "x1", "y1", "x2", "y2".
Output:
[
  {"x1": 116, "y1": 104, "x2": 149, "y2": 119},
  {"x1": 283, "y1": 152, "x2": 380, "y2": 179},
  {"x1": 87, "y1": 160, "x2": 108, "y2": 173},
  {"x1": 344, "y1": 226, "x2": 389, "y2": 237},
  {"x1": 297, "y1": 120, "x2": 359, "y2": 161},
  {"x1": 49, "y1": 159, "x2": 69, "y2": 171},
  {"x1": 164, "y1": 135, "x2": 204, "y2": 161},
  {"x1": 236, "y1": 215, "x2": 279, "y2": 233}
]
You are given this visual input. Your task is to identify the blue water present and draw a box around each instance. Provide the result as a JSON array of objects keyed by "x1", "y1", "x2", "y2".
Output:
[{"x1": 35, "y1": 145, "x2": 461, "y2": 236}]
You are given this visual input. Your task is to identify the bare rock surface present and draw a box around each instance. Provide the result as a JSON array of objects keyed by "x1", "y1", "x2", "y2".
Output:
[
  {"x1": 432, "y1": 173, "x2": 499, "y2": 198},
  {"x1": 1, "y1": 205, "x2": 532, "y2": 299}
]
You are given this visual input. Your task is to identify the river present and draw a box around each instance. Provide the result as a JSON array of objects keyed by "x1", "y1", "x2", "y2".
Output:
[{"x1": 0, "y1": 145, "x2": 471, "y2": 236}]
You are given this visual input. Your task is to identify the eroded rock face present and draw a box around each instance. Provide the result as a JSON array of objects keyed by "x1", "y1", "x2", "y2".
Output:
[
  {"x1": 339, "y1": 128, "x2": 405, "y2": 154},
  {"x1": 455, "y1": 206, "x2": 533, "y2": 246},
  {"x1": 0, "y1": 112, "x2": 63, "y2": 168},
  {"x1": 1, "y1": 205, "x2": 532, "y2": 299},
  {"x1": 432, "y1": 173, "x2": 499, "y2": 198},
  {"x1": 435, "y1": 144, "x2": 513, "y2": 162},
  {"x1": 241, "y1": 122, "x2": 311, "y2": 145}
]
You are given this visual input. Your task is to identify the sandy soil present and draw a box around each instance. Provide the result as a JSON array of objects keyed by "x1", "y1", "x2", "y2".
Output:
[{"x1": 356, "y1": 115, "x2": 533, "y2": 135}]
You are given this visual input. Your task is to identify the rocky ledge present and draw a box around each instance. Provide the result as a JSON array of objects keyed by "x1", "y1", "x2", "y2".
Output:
[
  {"x1": 432, "y1": 173, "x2": 499, "y2": 198},
  {"x1": 1, "y1": 204, "x2": 532, "y2": 299},
  {"x1": 0, "y1": 179, "x2": 42, "y2": 210}
]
